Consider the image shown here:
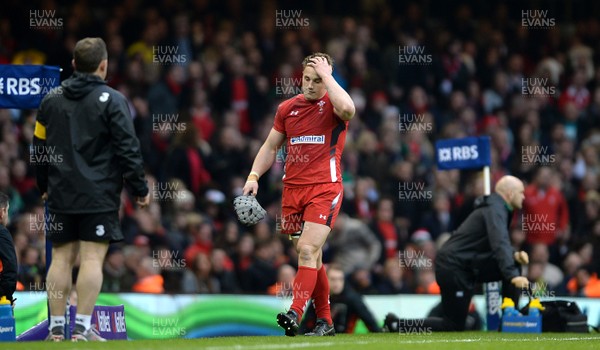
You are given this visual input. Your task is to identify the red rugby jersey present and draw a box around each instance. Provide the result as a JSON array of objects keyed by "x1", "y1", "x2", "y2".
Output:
[{"x1": 273, "y1": 93, "x2": 348, "y2": 186}]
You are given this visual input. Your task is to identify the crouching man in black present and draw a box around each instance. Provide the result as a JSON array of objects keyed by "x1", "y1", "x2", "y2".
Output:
[{"x1": 387, "y1": 175, "x2": 530, "y2": 332}]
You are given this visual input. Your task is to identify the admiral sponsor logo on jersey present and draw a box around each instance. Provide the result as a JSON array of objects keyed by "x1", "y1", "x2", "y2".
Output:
[{"x1": 290, "y1": 135, "x2": 325, "y2": 145}]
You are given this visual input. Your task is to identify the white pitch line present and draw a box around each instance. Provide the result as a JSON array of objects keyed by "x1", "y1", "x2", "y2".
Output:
[
  {"x1": 205, "y1": 340, "x2": 374, "y2": 350},
  {"x1": 396, "y1": 336, "x2": 600, "y2": 344},
  {"x1": 203, "y1": 336, "x2": 600, "y2": 350}
]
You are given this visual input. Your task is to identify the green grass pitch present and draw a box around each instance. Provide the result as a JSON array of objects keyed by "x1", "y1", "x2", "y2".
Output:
[{"x1": 5, "y1": 332, "x2": 599, "y2": 350}]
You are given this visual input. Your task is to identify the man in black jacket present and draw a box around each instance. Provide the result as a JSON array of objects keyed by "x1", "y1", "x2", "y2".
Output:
[
  {"x1": 388, "y1": 175, "x2": 530, "y2": 332},
  {"x1": 0, "y1": 193, "x2": 17, "y2": 305},
  {"x1": 33, "y1": 37, "x2": 149, "y2": 341}
]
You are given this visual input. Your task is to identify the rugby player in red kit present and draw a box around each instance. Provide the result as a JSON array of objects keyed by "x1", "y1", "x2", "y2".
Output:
[{"x1": 243, "y1": 52, "x2": 355, "y2": 336}]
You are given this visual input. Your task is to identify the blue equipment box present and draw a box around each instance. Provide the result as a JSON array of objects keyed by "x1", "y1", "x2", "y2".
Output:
[
  {"x1": 501, "y1": 315, "x2": 542, "y2": 333},
  {"x1": 0, "y1": 315, "x2": 16, "y2": 341}
]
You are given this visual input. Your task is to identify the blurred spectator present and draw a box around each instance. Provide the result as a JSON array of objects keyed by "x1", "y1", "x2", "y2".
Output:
[
  {"x1": 155, "y1": 246, "x2": 186, "y2": 294},
  {"x1": 102, "y1": 246, "x2": 135, "y2": 293},
  {"x1": 349, "y1": 267, "x2": 378, "y2": 295},
  {"x1": 329, "y1": 214, "x2": 381, "y2": 274},
  {"x1": 415, "y1": 269, "x2": 440, "y2": 295},
  {"x1": 267, "y1": 264, "x2": 295, "y2": 297},
  {"x1": 375, "y1": 258, "x2": 410, "y2": 294},
  {"x1": 232, "y1": 234, "x2": 254, "y2": 280},
  {"x1": 17, "y1": 246, "x2": 43, "y2": 290},
  {"x1": 356, "y1": 130, "x2": 388, "y2": 184},
  {"x1": 210, "y1": 248, "x2": 239, "y2": 293},
  {"x1": 420, "y1": 193, "x2": 454, "y2": 241},
  {"x1": 132, "y1": 256, "x2": 164, "y2": 294},
  {"x1": 215, "y1": 220, "x2": 240, "y2": 257},
  {"x1": 528, "y1": 243, "x2": 563, "y2": 290},
  {"x1": 559, "y1": 69, "x2": 591, "y2": 113},
  {"x1": 344, "y1": 177, "x2": 378, "y2": 222},
  {"x1": 182, "y1": 252, "x2": 219, "y2": 294},
  {"x1": 370, "y1": 197, "x2": 404, "y2": 267},
  {"x1": 183, "y1": 215, "x2": 213, "y2": 264},
  {"x1": 165, "y1": 125, "x2": 212, "y2": 198},
  {"x1": 241, "y1": 240, "x2": 277, "y2": 293},
  {"x1": 213, "y1": 55, "x2": 256, "y2": 135},
  {"x1": 522, "y1": 167, "x2": 569, "y2": 246},
  {"x1": 567, "y1": 265, "x2": 600, "y2": 297},
  {"x1": 147, "y1": 65, "x2": 187, "y2": 117},
  {"x1": 0, "y1": 166, "x2": 24, "y2": 221},
  {"x1": 576, "y1": 190, "x2": 600, "y2": 238}
]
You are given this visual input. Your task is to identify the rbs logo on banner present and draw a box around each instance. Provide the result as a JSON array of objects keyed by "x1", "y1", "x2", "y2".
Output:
[
  {"x1": 435, "y1": 136, "x2": 491, "y2": 170},
  {"x1": 437, "y1": 145, "x2": 479, "y2": 162},
  {"x1": 0, "y1": 77, "x2": 43, "y2": 95}
]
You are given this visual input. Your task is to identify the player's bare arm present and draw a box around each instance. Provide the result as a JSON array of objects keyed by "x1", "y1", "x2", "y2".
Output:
[
  {"x1": 306, "y1": 56, "x2": 355, "y2": 121},
  {"x1": 243, "y1": 128, "x2": 286, "y2": 196}
]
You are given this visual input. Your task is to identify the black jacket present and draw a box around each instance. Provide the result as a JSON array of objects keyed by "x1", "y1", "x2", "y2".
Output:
[
  {"x1": 34, "y1": 72, "x2": 148, "y2": 213},
  {"x1": 436, "y1": 193, "x2": 519, "y2": 284},
  {"x1": 0, "y1": 225, "x2": 17, "y2": 301}
]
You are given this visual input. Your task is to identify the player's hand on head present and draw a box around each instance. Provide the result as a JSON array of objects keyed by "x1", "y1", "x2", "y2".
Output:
[
  {"x1": 307, "y1": 56, "x2": 332, "y2": 77},
  {"x1": 243, "y1": 181, "x2": 258, "y2": 196},
  {"x1": 136, "y1": 193, "x2": 150, "y2": 209}
]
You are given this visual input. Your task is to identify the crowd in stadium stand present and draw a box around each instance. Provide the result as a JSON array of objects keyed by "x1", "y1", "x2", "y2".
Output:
[{"x1": 1, "y1": 1, "x2": 600, "y2": 298}]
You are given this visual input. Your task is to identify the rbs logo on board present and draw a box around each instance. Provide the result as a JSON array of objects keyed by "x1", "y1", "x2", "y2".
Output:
[
  {"x1": 0, "y1": 77, "x2": 53, "y2": 95},
  {"x1": 438, "y1": 145, "x2": 479, "y2": 162}
]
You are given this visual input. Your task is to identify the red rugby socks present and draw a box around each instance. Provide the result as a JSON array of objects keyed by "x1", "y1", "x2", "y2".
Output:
[
  {"x1": 289, "y1": 266, "x2": 318, "y2": 319},
  {"x1": 312, "y1": 265, "x2": 333, "y2": 325}
]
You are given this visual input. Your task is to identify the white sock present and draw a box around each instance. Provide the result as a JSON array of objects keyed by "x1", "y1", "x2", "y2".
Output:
[
  {"x1": 49, "y1": 316, "x2": 65, "y2": 331},
  {"x1": 75, "y1": 314, "x2": 92, "y2": 331}
]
